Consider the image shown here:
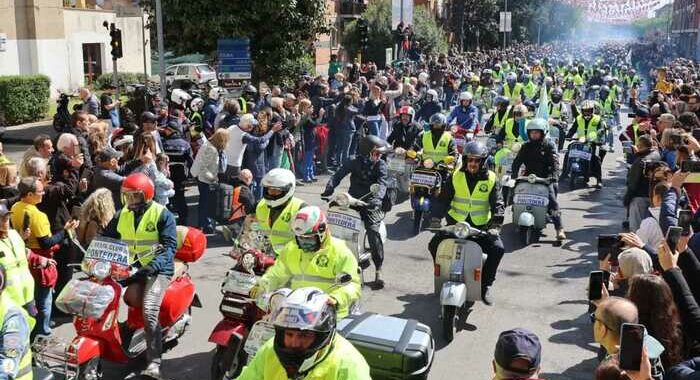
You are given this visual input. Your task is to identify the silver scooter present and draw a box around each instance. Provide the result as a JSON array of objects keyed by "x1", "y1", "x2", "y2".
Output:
[
  {"x1": 432, "y1": 222, "x2": 487, "y2": 342},
  {"x1": 512, "y1": 175, "x2": 551, "y2": 245},
  {"x1": 325, "y1": 184, "x2": 387, "y2": 285}
]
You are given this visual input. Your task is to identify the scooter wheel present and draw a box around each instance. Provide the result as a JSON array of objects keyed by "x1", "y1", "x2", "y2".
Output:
[
  {"x1": 442, "y1": 305, "x2": 456, "y2": 342},
  {"x1": 211, "y1": 344, "x2": 245, "y2": 380},
  {"x1": 519, "y1": 226, "x2": 534, "y2": 246},
  {"x1": 413, "y1": 210, "x2": 424, "y2": 236},
  {"x1": 78, "y1": 357, "x2": 103, "y2": 380}
]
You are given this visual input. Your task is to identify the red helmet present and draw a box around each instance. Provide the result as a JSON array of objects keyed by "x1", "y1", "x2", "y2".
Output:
[
  {"x1": 122, "y1": 173, "x2": 154, "y2": 202},
  {"x1": 398, "y1": 105, "x2": 415, "y2": 117}
]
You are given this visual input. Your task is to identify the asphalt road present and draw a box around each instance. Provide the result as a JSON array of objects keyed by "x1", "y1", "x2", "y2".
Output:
[{"x1": 3, "y1": 112, "x2": 631, "y2": 380}]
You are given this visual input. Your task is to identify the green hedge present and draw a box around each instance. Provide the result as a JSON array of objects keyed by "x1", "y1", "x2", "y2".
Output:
[
  {"x1": 0, "y1": 75, "x2": 50, "y2": 125},
  {"x1": 94, "y1": 72, "x2": 147, "y2": 90}
]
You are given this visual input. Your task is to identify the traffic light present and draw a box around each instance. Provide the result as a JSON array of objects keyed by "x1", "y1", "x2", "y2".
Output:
[
  {"x1": 357, "y1": 18, "x2": 369, "y2": 51},
  {"x1": 110, "y1": 26, "x2": 123, "y2": 60}
]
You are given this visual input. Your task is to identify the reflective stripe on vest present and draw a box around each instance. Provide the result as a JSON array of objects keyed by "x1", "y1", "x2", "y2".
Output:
[
  {"x1": 448, "y1": 170, "x2": 496, "y2": 226},
  {"x1": 504, "y1": 83, "x2": 523, "y2": 103},
  {"x1": 632, "y1": 122, "x2": 640, "y2": 145},
  {"x1": 0, "y1": 230, "x2": 34, "y2": 311},
  {"x1": 576, "y1": 115, "x2": 601, "y2": 142},
  {"x1": 117, "y1": 202, "x2": 165, "y2": 266},
  {"x1": 549, "y1": 102, "x2": 562, "y2": 119},
  {"x1": 256, "y1": 198, "x2": 304, "y2": 253},
  {"x1": 563, "y1": 88, "x2": 575, "y2": 102},
  {"x1": 523, "y1": 83, "x2": 538, "y2": 99},
  {"x1": 422, "y1": 132, "x2": 452, "y2": 163},
  {"x1": 494, "y1": 107, "x2": 511, "y2": 130},
  {"x1": 0, "y1": 295, "x2": 32, "y2": 380}
]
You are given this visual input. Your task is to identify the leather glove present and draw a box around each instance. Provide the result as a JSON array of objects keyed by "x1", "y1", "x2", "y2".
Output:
[{"x1": 126, "y1": 266, "x2": 156, "y2": 286}]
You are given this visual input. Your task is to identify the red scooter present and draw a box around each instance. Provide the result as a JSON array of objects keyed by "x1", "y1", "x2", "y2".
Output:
[
  {"x1": 34, "y1": 230, "x2": 206, "y2": 380},
  {"x1": 209, "y1": 224, "x2": 275, "y2": 380}
]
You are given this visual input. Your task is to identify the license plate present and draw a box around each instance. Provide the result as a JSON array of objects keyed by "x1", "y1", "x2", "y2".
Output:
[
  {"x1": 569, "y1": 149, "x2": 592, "y2": 160},
  {"x1": 221, "y1": 271, "x2": 257, "y2": 295},
  {"x1": 513, "y1": 194, "x2": 548, "y2": 207},
  {"x1": 327, "y1": 212, "x2": 362, "y2": 232},
  {"x1": 388, "y1": 157, "x2": 406, "y2": 172},
  {"x1": 244, "y1": 321, "x2": 276, "y2": 360},
  {"x1": 411, "y1": 172, "x2": 437, "y2": 187}
]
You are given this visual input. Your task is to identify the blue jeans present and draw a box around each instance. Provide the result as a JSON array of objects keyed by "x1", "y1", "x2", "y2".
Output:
[
  {"x1": 366, "y1": 120, "x2": 381, "y2": 136},
  {"x1": 34, "y1": 286, "x2": 52, "y2": 336},
  {"x1": 335, "y1": 131, "x2": 354, "y2": 165},
  {"x1": 109, "y1": 108, "x2": 120, "y2": 129},
  {"x1": 303, "y1": 149, "x2": 315, "y2": 181},
  {"x1": 197, "y1": 181, "x2": 214, "y2": 232}
]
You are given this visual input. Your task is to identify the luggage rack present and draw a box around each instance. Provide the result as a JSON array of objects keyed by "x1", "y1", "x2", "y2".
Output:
[{"x1": 33, "y1": 335, "x2": 80, "y2": 380}]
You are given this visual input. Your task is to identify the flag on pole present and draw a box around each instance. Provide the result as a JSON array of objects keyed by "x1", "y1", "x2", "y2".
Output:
[{"x1": 536, "y1": 83, "x2": 549, "y2": 120}]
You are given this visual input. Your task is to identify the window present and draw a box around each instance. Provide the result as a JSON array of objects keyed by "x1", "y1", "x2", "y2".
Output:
[
  {"x1": 197, "y1": 65, "x2": 213, "y2": 73},
  {"x1": 176, "y1": 66, "x2": 189, "y2": 75},
  {"x1": 82, "y1": 43, "x2": 102, "y2": 86}
]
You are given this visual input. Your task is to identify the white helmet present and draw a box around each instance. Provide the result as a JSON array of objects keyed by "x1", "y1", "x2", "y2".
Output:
[
  {"x1": 189, "y1": 98, "x2": 204, "y2": 112},
  {"x1": 418, "y1": 72, "x2": 429, "y2": 83},
  {"x1": 426, "y1": 89, "x2": 439, "y2": 101},
  {"x1": 209, "y1": 87, "x2": 224, "y2": 100},
  {"x1": 261, "y1": 168, "x2": 296, "y2": 208},
  {"x1": 459, "y1": 91, "x2": 473, "y2": 101},
  {"x1": 170, "y1": 89, "x2": 191, "y2": 106}
]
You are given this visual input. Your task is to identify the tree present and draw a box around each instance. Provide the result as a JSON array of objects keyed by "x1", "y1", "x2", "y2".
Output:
[
  {"x1": 413, "y1": 6, "x2": 449, "y2": 56},
  {"x1": 144, "y1": 0, "x2": 329, "y2": 85}
]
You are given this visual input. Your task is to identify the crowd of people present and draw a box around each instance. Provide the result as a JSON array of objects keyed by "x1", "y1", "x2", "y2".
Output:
[{"x1": 1, "y1": 34, "x2": 700, "y2": 379}]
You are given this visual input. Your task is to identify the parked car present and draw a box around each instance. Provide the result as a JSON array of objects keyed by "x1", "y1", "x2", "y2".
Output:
[{"x1": 165, "y1": 63, "x2": 218, "y2": 89}]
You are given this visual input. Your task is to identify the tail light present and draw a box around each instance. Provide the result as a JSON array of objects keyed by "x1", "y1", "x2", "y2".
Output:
[
  {"x1": 473, "y1": 268, "x2": 481, "y2": 282},
  {"x1": 434, "y1": 264, "x2": 441, "y2": 277}
]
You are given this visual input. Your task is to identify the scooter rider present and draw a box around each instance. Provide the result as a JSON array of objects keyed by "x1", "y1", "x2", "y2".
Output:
[
  {"x1": 102, "y1": 172, "x2": 178, "y2": 379},
  {"x1": 415, "y1": 89, "x2": 441, "y2": 123},
  {"x1": 510, "y1": 119, "x2": 566, "y2": 241},
  {"x1": 388, "y1": 106, "x2": 422, "y2": 150},
  {"x1": 447, "y1": 92, "x2": 479, "y2": 132},
  {"x1": 249, "y1": 207, "x2": 362, "y2": 318},
  {"x1": 485, "y1": 96, "x2": 511, "y2": 135},
  {"x1": 562, "y1": 100, "x2": 607, "y2": 188},
  {"x1": 496, "y1": 104, "x2": 529, "y2": 146},
  {"x1": 549, "y1": 88, "x2": 568, "y2": 151},
  {"x1": 322, "y1": 136, "x2": 389, "y2": 288},
  {"x1": 256, "y1": 169, "x2": 307, "y2": 255},
  {"x1": 237, "y1": 287, "x2": 371, "y2": 380},
  {"x1": 414, "y1": 114, "x2": 456, "y2": 163},
  {"x1": 429, "y1": 141, "x2": 505, "y2": 305}
]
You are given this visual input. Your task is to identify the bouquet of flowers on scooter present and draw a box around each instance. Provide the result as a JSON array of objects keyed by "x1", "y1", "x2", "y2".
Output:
[{"x1": 230, "y1": 215, "x2": 274, "y2": 259}]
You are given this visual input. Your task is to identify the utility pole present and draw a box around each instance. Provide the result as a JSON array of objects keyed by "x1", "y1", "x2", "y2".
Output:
[
  {"x1": 155, "y1": 0, "x2": 166, "y2": 102},
  {"x1": 503, "y1": 0, "x2": 508, "y2": 50},
  {"x1": 537, "y1": 22, "x2": 541, "y2": 45}
]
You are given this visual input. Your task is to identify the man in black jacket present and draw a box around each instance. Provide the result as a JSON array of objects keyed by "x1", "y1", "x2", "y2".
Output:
[
  {"x1": 387, "y1": 106, "x2": 422, "y2": 150},
  {"x1": 511, "y1": 118, "x2": 565, "y2": 241},
  {"x1": 322, "y1": 135, "x2": 389, "y2": 288},
  {"x1": 625, "y1": 135, "x2": 661, "y2": 232},
  {"x1": 161, "y1": 120, "x2": 194, "y2": 225}
]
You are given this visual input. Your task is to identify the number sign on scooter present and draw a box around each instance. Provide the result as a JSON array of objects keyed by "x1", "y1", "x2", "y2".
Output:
[
  {"x1": 85, "y1": 237, "x2": 130, "y2": 266},
  {"x1": 513, "y1": 194, "x2": 548, "y2": 207},
  {"x1": 411, "y1": 172, "x2": 438, "y2": 187},
  {"x1": 327, "y1": 211, "x2": 362, "y2": 232},
  {"x1": 569, "y1": 149, "x2": 592, "y2": 160}
]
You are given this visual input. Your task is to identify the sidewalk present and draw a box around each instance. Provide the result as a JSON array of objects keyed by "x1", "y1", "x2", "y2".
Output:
[{"x1": 1, "y1": 120, "x2": 56, "y2": 145}]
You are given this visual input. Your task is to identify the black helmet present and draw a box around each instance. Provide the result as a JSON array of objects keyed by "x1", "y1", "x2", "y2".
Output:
[
  {"x1": 243, "y1": 84, "x2": 257, "y2": 95},
  {"x1": 429, "y1": 113, "x2": 447, "y2": 130},
  {"x1": 358, "y1": 135, "x2": 390, "y2": 156},
  {"x1": 599, "y1": 85, "x2": 610, "y2": 99},
  {"x1": 462, "y1": 141, "x2": 488, "y2": 171},
  {"x1": 140, "y1": 111, "x2": 157, "y2": 124},
  {"x1": 551, "y1": 88, "x2": 563, "y2": 102}
]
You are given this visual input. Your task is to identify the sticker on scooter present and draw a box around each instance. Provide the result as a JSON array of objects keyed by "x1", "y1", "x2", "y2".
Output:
[
  {"x1": 327, "y1": 212, "x2": 362, "y2": 232},
  {"x1": 221, "y1": 270, "x2": 257, "y2": 295},
  {"x1": 569, "y1": 149, "x2": 592, "y2": 160},
  {"x1": 411, "y1": 173, "x2": 438, "y2": 187},
  {"x1": 513, "y1": 194, "x2": 548, "y2": 207}
]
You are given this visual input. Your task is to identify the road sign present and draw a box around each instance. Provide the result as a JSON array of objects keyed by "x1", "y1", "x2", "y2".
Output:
[
  {"x1": 218, "y1": 38, "x2": 252, "y2": 80},
  {"x1": 499, "y1": 12, "x2": 512, "y2": 33}
]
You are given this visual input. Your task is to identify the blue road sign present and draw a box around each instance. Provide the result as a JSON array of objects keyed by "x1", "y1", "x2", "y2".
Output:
[{"x1": 218, "y1": 38, "x2": 252, "y2": 80}]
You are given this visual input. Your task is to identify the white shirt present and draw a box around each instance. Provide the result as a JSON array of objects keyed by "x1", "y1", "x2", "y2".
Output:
[
  {"x1": 225, "y1": 125, "x2": 246, "y2": 168},
  {"x1": 637, "y1": 207, "x2": 664, "y2": 251}
]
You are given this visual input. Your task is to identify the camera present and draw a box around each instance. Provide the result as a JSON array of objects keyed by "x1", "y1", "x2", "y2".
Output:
[{"x1": 598, "y1": 234, "x2": 624, "y2": 261}]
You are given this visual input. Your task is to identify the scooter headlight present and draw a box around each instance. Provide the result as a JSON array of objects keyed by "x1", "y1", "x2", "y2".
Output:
[
  {"x1": 91, "y1": 260, "x2": 112, "y2": 280},
  {"x1": 528, "y1": 174, "x2": 537, "y2": 184},
  {"x1": 334, "y1": 193, "x2": 350, "y2": 208},
  {"x1": 453, "y1": 222, "x2": 469, "y2": 239},
  {"x1": 423, "y1": 159, "x2": 435, "y2": 169}
]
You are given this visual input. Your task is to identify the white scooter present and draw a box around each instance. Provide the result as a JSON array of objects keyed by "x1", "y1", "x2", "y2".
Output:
[
  {"x1": 386, "y1": 148, "x2": 416, "y2": 207},
  {"x1": 325, "y1": 184, "x2": 387, "y2": 285},
  {"x1": 512, "y1": 174, "x2": 551, "y2": 245},
  {"x1": 432, "y1": 222, "x2": 487, "y2": 342}
]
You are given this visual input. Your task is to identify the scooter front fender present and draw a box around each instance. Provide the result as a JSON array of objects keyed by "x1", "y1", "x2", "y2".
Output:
[
  {"x1": 208, "y1": 319, "x2": 248, "y2": 347},
  {"x1": 69, "y1": 336, "x2": 102, "y2": 366},
  {"x1": 518, "y1": 212, "x2": 535, "y2": 227},
  {"x1": 440, "y1": 282, "x2": 467, "y2": 307}
]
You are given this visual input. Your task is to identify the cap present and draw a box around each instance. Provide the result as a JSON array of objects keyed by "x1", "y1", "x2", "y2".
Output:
[
  {"x1": 96, "y1": 146, "x2": 124, "y2": 162},
  {"x1": 140, "y1": 111, "x2": 157, "y2": 123},
  {"x1": 113, "y1": 135, "x2": 134, "y2": 149},
  {"x1": 0, "y1": 203, "x2": 10, "y2": 217},
  {"x1": 494, "y1": 328, "x2": 542, "y2": 374}
]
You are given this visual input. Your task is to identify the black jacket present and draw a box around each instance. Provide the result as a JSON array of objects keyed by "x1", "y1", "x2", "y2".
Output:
[
  {"x1": 663, "y1": 267, "x2": 700, "y2": 358},
  {"x1": 625, "y1": 148, "x2": 661, "y2": 203},
  {"x1": 511, "y1": 139, "x2": 560, "y2": 179},
  {"x1": 326, "y1": 156, "x2": 387, "y2": 209},
  {"x1": 387, "y1": 121, "x2": 422, "y2": 150}
]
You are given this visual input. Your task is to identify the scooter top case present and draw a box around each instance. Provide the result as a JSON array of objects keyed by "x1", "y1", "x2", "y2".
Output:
[
  {"x1": 337, "y1": 312, "x2": 434, "y2": 380},
  {"x1": 434, "y1": 238, "x2": 483, "y2": 302},
  {"x1": 512, "y1": 180, "x2": 550, "y2": 229}
]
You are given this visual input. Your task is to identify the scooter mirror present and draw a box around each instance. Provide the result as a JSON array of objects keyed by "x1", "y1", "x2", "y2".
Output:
[{"x1": 370, "y1": 184, "x2": 380, "y2": 194}]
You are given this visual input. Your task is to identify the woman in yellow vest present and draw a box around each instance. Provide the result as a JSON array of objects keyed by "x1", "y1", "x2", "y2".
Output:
[
  {"x1": 428, "y1": 141, "x2": 505, "y2": 305},
  {"x1": 0, "y1": 265, "x2": 33, "y2": 380},
  {"x1": 255, "y1": 169, "x2": 306, "y2": 255},
  {"x1": 102, "y1": 173, "x2": 178, "y2": 379}
]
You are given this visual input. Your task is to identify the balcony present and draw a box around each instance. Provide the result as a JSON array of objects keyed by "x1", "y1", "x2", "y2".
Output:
[{"x1": 336, "y1": 0, "x2": 366, "y2": 17}]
